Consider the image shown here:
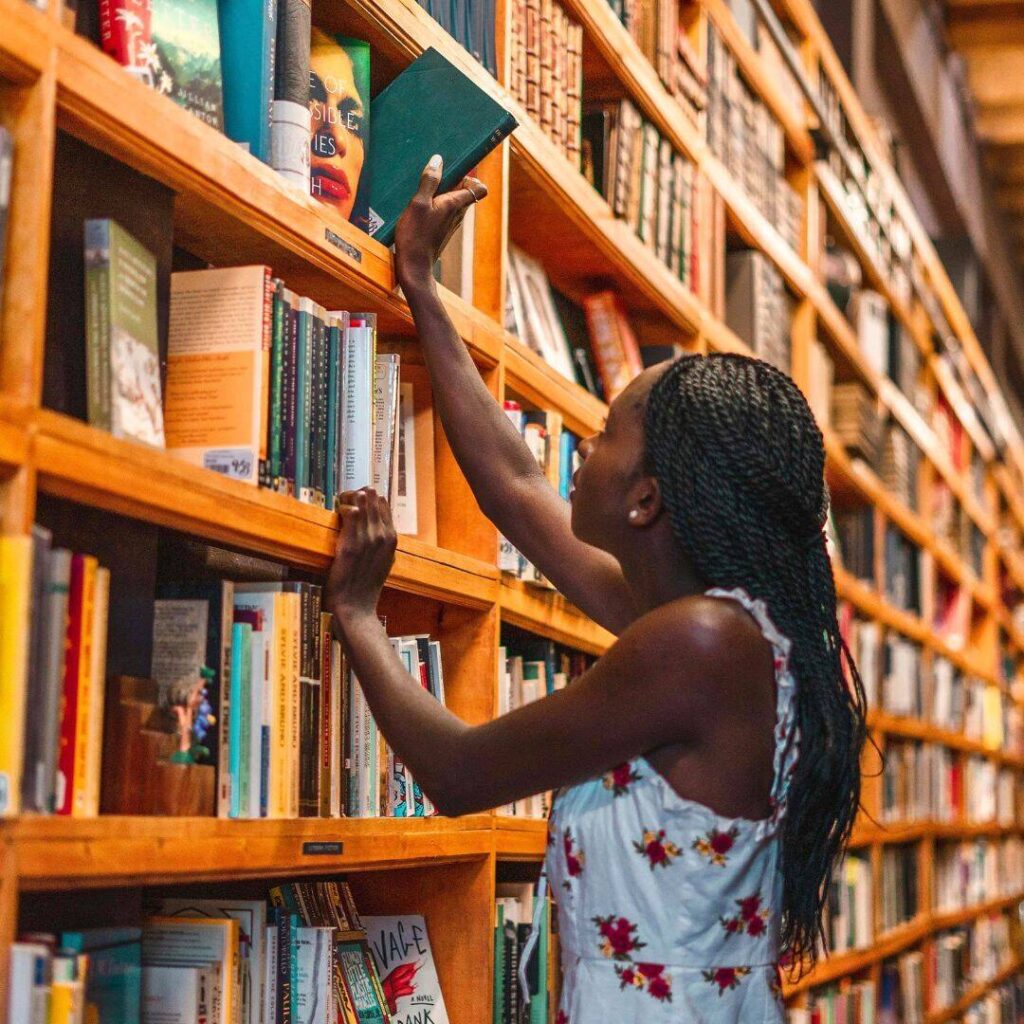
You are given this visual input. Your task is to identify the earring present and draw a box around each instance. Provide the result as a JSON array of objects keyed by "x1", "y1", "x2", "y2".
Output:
[{"x1": 628, "y1": 510, "x2": 639, "y2": 521}]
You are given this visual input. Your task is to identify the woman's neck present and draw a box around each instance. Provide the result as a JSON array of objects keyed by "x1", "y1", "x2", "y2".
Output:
[{"x1": 618, "y1": 523, "x2": 706, "y2": 615}]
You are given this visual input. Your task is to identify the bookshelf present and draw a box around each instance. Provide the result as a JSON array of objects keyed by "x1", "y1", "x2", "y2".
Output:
[{"x1": 2, "y1": 0, "x2": 1024, "y2": 1017}]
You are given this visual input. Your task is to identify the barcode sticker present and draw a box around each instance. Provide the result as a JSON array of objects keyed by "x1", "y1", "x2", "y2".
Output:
[{"x1": 204, "y1": 448, "x2": 255, "y2": 481}]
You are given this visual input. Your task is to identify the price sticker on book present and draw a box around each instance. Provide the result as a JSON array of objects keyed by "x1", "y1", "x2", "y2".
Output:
[{"x1": 204, "y1": 449, "x2": 255, "y2": 481}]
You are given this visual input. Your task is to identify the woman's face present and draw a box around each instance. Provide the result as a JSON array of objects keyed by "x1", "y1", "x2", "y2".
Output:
[
  {"x1": 309, "y1": 35, "x2": 366, "y2": 221},
  {"x1": 570, "y1": 365, "x2": 666, "y2": 550}
]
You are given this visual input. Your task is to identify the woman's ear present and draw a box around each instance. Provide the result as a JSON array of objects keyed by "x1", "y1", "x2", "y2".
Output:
[{"x1": 627, "y1": 476, "x2": 662, "y2": 527}]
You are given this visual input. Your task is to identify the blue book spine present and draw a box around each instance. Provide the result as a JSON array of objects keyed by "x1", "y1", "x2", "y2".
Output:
[
  {"x1": 559, "y1": 431, "x2": 575, "y2": 501},
  {"x1": 260, "y1": 722, "x2": 271, "y2": 818},
  {"x1": 228, "y1": 623, "x2": 249, "y2": 818},
  {"x1": 289, "y1": 912, "x2": 300, "y2": 1022},
  {"x1": 219, "y1": 0, "x2": 278, "y2": 162}
]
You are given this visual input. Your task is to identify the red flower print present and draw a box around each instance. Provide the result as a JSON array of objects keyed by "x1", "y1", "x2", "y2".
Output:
[
  {"x1": 593, "y1": 914, "x2": 646, "y2": 961},
  {"x1": 561, "y1": 828, "x2": 584, "y2": 890},
  {"x1": 615, "y1": 965, "x2": 641, "y2": 989},
  {"x1": 702, "y1": 966, "x2": 751, "y2": 994},
  {"x1": 603, "y1": 761, "x2": 642, "y2": 796},
  {"x1": 615, "y1": 962, "x2": 672, "y2": 1001},
  {"x1": 692, "y1": 825, "x2": 740, "y2": 866},
  {"x1": 633, "y1": 829, "x2": 681, "y2": 869},
  {"x1": 555, "y1": 1012, "x2": 569, "y2": 1024},
  {"x1": 381, "y1": 961, "x2": 420, "y2": 1015},
  {"x1": 720, "y1": 893, "x2": 770, "y2": 938}
]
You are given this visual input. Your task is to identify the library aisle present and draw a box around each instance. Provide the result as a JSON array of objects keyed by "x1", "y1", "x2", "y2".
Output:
[{"x1": 2, "y1": 0, "x2": 1024, "y2": 1019}]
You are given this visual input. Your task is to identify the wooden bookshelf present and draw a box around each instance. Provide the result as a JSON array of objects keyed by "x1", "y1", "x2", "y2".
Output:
[{"x1": 2, "y1": 0, "x2": 1024, "y2": 1018}]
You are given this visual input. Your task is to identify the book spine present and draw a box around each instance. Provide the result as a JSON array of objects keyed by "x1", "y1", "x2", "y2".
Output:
[
  {"x1": 318, "y1": 613, "x2": 332, "y2": 818},
  {"x1": 258, "y1": 268, "x2": 273, "y2": 486},
  {"x1": 82, "y1": 566, "x2": 109, "y2": 817},
  {"x1": 0, "y1": 537, "x2": 32, "y2": 816},
  {"x1": 228, "y1": 622, "x2": 245, "y2": 818},
  {"x1": 271, "y1": 0, "x2": 312, "y2": 189},
  {"x1": 325, "y1": 321, "x2": 341, "y2": 506},
  {"x1": 84, "y1": 220, "x2": 111, "y2": 432},
  {"x1": 281, "y1": 297, "x2": 298, "y2": 494},
  {"x1": 217, "y1": 586, "x2": 235, "y2": 819},
  {"x1": 310, "y1": 310, "x2": 327, "y2": 507},
  {"x1": 269, "y1": 280, "x2": 285, "y2": 483},
  {"x1": 340, "y1": 316, "x2": 376, "y2": 493},
  {"x1": 66, "y1": 555, "x2": 96, "y2": 818},
  {"x1": 294, "y1": 302, "x2": 311, "y2": 502},
  {"x1": 525, "y1": 0, "x2": 541, "y2": 118},
  {"x1": 262, "y1": 0, "x2": 279, "y2": 162},
  {"x1": 538, "y1": 0, "x2": 553, "y2": 133}
]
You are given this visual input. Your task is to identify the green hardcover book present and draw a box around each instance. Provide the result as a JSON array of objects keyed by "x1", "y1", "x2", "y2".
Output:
[
  {"x1": 309, "y1": 32, "x2": 372, "y2": 234},
  {"x1": 83, "y1": 218, "x2": 165, "y2": 446},
  {"x1": 366, "y1": 47, "x2": 517, "y2": 246},
  {"x1": 492, "y1": 903, "x2": 504, "y2": 1024},
  {"x1": 294, "y1": 298, "x2": 313, "y2": 503}
]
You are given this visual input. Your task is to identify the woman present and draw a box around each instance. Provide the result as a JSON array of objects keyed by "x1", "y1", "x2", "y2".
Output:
[{"x1": 327, "y1": 158, "x2": 867, "y2": 1021}]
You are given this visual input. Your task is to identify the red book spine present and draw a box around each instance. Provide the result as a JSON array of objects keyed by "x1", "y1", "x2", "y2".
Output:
[
  {"x1": 55, "y1": 555, "x2": 86, "y2": 816},
  {"x1": 99, "y1": 0, "x2": 153, "y2": 73}
]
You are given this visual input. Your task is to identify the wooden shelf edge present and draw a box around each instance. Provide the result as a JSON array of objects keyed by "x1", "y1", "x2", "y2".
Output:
[
  {"x1": 925, "y1": 955, "x2": 1024, "y2": 1024},
  {"x1": 499, "y1": 577, "x2": 614, "y2": 655},
  {"x1": 31, "y1": 409, "x2": 500, "y2": 607},
  {"x1": 5, "y1": 814, "x2": 497, "y2": 889},
  {"x1": 0, "y1": 0, "x2": 52, "y2": 82}
]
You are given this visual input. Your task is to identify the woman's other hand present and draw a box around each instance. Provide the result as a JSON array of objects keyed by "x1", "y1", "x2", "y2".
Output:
[
  {"x1": 328, "y1": 488, "x2": 398, "y2": 628},
  {"x1": 394, "y1": 154, "x2": 487, "y2": 293}
]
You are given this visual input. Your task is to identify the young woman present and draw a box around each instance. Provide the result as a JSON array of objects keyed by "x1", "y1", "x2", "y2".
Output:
[{"x1": 326, "y1": 158, "x2": 867, "y2": 1022}]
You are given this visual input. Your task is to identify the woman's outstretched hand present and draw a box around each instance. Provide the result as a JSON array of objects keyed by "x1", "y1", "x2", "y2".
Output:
[
  {"x1": 328, "y1": 488, "x2": 398, "y2": 629},
  {"x1": 393, "y1": 155, "x2": 487, "y2": 293}
]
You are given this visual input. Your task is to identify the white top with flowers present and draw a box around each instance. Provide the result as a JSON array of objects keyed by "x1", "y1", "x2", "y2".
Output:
[{"x1": 544, "y1": 587, "x2": 799, "y2": 1023}]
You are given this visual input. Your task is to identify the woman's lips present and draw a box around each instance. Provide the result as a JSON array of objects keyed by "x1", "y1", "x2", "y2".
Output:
[{"x1": 312, "y1": 167, "x2": 351, "y2": 202}]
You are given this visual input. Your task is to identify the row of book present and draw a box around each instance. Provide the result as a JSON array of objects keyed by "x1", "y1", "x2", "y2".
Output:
[
  {"x1": 881, "y1": 742, "x2": 1019, "y2": 827},
  {"x1": 931, "y1": 913, "x2": 1019, "y2": 1016},
  {"x1": 414, "y1": 0, "x2": 498, "y2": 75},
  {"x1": 509, "y1": 0, "x2": 583, "y2": 165},
  {"x1": 505, "y1": 249, "x2": 649, "y2": 402},
  {"x1": 724, "y1": 249, "x2": 792, "y2": 372},
  {"x1": 880, "y1": 843, "x2": 919, "y2": 934},
  {"x1": 493, "y1": 883, "x2": 558, "y2": 1024},
  {"x1": 706, "y1": 24, "x2": 801, "y2": 252},
  {"x1": 581, "y1": 98, "x2": 700, "y2": 287},
  {"x1": 823, "y1": 852, "x2": 872, "y2": 955},
  {"x1": 81, "y1": 220, "x2": 438, "y2": 536},
  {"x1": 8, "y1": 880, "x2": 450, "y2": 1024},
  {"x1": 933, "y1": 838, "x2": 1024, "y2": 915}
]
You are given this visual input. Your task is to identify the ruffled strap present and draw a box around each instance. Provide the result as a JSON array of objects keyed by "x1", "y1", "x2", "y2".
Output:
[{"x1": 705, "y1": 587, "x2": 800, "y2": 840}]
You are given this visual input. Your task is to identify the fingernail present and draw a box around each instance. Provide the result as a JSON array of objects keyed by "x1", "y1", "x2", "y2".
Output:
[{"x1": 428, "y1": 153, "x2": 442, "y2": 170}]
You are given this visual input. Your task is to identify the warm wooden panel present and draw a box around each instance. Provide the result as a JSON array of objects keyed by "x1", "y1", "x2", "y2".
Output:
[{"x1": 499, "y1": 578, "x2": 615, "y2": 655}]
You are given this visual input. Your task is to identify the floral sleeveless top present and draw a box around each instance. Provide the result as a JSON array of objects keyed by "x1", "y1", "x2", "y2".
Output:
[{"x1": 544, "y1": 588, "x2": 799, "y2": 1023}]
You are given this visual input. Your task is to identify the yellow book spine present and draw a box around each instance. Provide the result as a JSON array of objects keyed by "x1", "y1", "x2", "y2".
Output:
[
  {"x1": 83, "y1": 566, "x2": 110, "y2": 816},
  {"x1": 71, "y1": 556, "x2": 98, "y2": 817},
  {"x1": 270, "y1": 593, "x2": 289, "y2": 819},
  {"x1": 0, "y1": 535, "x2": 33, "y2": 817}
]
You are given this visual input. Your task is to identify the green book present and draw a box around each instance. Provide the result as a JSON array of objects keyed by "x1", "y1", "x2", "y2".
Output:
[
  {"x1": 366, "y1": 47, "x2": 517, "y2": 246},
  {"x1": 83, "y1": 219, "x2": 165, "y2": 447},
  {"x1": 492, "y1": 904, "x2": 505, "y2": 1024}
]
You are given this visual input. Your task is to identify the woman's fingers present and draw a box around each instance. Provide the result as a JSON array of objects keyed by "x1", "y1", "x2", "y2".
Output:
[{"x1": 415, "y1": 154, "x2": 443, "y2": 203}]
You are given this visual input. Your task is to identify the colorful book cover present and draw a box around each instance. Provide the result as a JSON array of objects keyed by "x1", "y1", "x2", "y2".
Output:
[
  {"x1": 335, "y1": 938, "x2": 388, "y2": 1023},
  {"x1": 309, "y1": 32, "x2": 371, "y2": 233},
  {"x1": 84, "y1": 219, "x2": 165, "y2": 446},
  {"x1": 218, "y1": 0, "x2": 277, "y2": 161},
  {"x1": 99, "y1": 0, "x2": 224, "y2": 129},
  {"x1": 364, "y1": 916, "x2": 449, "y2": 1024},
  {"x1": 61, "y1": 927, "x2": 142, "y2": 1024}
]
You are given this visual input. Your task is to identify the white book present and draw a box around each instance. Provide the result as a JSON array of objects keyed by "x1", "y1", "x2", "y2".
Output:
[
  {"x1": 364, "y1": 916, "x2": 451, "y2": 1024},
  {"x1": 295, "y1": 927, "x2": 334, "y2": 1024},
  {"x1": 391, "y1": 382, "x2": 419, "y2": 535},
  {"x1": 340, "y1": 313, "x2": 376, "y2": 493},
  {"x1": 372, "y1": 353, "x2": 401, "y2": 501},
  {"x1": 8, "y1": 943, "x2": 50, "y2": 1024},
  {"x1": 152, "y1": 899, "x2": 265, "y2": 1024},
  {"x1": 142, "y1": 964, "x2": 214, "y2": 1024},
  {"x1": 263, "y1": 926, "x2": 278, "y2": 1024}
]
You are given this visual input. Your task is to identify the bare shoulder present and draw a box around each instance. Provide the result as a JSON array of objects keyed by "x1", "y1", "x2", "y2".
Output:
[{"x1": 611, "y1": 594, "x2": 774, "y2": 714}]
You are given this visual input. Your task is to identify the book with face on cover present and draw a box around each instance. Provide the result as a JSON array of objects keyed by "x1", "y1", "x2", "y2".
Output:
[{"x1": 365, "y1": 47, "x2": 517, "y2": 245}]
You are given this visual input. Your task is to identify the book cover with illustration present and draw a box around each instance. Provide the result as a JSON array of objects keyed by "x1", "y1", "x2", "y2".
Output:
[
  {"x1": 363, "y1": 916, "x2": 450, "y2": 1024},
  {"x1": 100, "y1": 0, "x2": 224, "y2": 129},
  {"x1": 309, "y1": 31, "x2": 371, "y2": 233}
]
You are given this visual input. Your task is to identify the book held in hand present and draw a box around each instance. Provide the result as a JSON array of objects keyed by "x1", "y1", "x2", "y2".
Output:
[{"x1": 366, "y1": 47, "x2": 517, "y2": 245}]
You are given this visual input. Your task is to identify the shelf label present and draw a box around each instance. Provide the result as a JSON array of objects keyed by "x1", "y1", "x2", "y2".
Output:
[
  {"x1": 302, "y1": 840, "x2": 344, "y2": 856},
  {"x1": 325, "y1": 228, "x2": 362, "y2": 263}
]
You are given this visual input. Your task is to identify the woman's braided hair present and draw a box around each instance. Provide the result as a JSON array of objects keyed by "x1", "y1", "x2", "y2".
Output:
[{"x1": 644, "y1": 352, "x2": 867, "y2": 968}]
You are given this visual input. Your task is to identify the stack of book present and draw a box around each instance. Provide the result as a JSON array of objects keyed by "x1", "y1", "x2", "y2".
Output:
[
  {"x1": 794, "y1": 980, "x2": 876, "y2": 1024},
  {"x1": 706, "y1": 26, "x2": 801, "y2": 251},
  {"x1": 494, "y1": 882, "x2": 558, "y2": 1024},
  {"x1": 823, "y1": 853, "x2": 873, "y2": 954},
  {"x1": 415, "y1": 0, "x2": 498, "y2": 74},
  {"x1": 724, "y1": 250, "x2": 792, "y2": 372},
  {"x1": 838, "y1": 607, "x2": 880, "y2": 707},
  {"x1": 509, "y1": 0, "x2": 583, "y2": 166},
  {"x1": 834, "y1": 508, "x2": 875, "y2": 585},
  {"x1": 932, "y1": 838, "x2": 1023, "y2": 914},
  {"x1": 930, "y1": 914, "x2": 1017, "y2": 1014},
  {"x1": 831, "y1": 382, "x2": 883, "y2": 466},
  {"x1": 667, "y1": 26, "x2": 708, "y2": 133},
  {"x1": 601, "y1": 0, "x2": 677, "y2": 90},
  {"x1": 806, "y1": 338, "x2": 835, "y2": 432},
  {"x1": 581, "y1": 99, "x2": 700, "y2": 287},
  {"x1": 880, "y1": 422, "x2": 920, "y2": 512},
  {"x1": 879, "y1": 950, "x2": 925, "y2": 1023},
  {"x1": 884, "y1": 525, "x2": 922, "y2": 615},
  {"x1": 880, "y1": 844, "x2": 919, "y2": 932},
  {"x1": 15, "y1": 528, "x2": 109, "y2": 819},
  {"x1": 8, "y1": 882, "x2": 451, "y2": 1024},
  {"x1": 882, "y1": 635, "x2": 924, "y2": 719},
  {"x1": 881, "y1": 741, "x2": 955, "y2": 824}
]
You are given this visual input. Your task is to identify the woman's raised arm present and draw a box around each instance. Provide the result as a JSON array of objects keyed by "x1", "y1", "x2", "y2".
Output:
[{"x1": 393, "y1": 158, "x2": 637, "y2": 634}]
